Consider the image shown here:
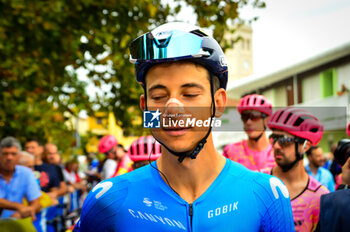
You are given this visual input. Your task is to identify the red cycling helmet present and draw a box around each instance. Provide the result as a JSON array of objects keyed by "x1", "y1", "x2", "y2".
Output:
[
  {"x1": 237, "y1": 94, "x2": 273, "y2": 116},
  {"x1": 98, "y1": 135, "x2": 118, "y2": 153},
  {"x1": 128, "y1": 135, "x2": 161, "y2": 162},
  {"x1": 347, "y1": 123, "x2": 350, "y2": 137},
  {"x1": 268, "y1": 108, "x2": 324, "y2": 146}
]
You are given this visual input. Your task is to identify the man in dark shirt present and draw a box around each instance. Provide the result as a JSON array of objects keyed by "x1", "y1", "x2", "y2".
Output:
[
  {"x1": 43, "y1": 143, "x2": 67, "y2": 197},
  {"x1": 25, "y1": 139, "x2": 60, "y2": 197},
  {"x1": 316, "y1": 157, "x2": 350, "y2": 232}
]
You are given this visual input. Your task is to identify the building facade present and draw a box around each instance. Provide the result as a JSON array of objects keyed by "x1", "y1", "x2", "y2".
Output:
[{"x1": 217, "y1": 42, "x2": 350, "y2": 152}]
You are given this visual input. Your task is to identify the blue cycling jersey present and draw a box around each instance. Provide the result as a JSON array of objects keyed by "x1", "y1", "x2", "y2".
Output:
[{"x1": 74, "y1": 159, "x2": 295, "y2": 232}]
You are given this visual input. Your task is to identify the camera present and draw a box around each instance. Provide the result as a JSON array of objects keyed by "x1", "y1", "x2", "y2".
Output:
[{"x1": 334, "y1": 139, "x2": 350, "y2": 166}]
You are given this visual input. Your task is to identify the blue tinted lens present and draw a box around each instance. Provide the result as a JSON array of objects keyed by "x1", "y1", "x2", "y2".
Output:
[{"x1": 130, "y1": 30, "x2": 204, "y2": 61}]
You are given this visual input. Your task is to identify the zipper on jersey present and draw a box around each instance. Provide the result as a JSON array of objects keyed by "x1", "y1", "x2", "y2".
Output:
[{"x1": 189, "y1": 203, "x2": 193, "y2": 231}]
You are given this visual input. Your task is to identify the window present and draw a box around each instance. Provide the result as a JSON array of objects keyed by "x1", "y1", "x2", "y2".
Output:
[
  {"x1": 320, "y1": 68, "x2": 337, "y2": 98},
  {"x1": 241, "y1": 38, "x2": 245, "y2": 49},
  {"x1": 96, "y1": 117, "x2": 103, "y2": 125},
  {"x1": 243, "y1": 60, "x2": 250, "y2": 70}
]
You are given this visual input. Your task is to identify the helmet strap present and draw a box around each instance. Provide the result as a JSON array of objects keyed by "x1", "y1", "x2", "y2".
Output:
[
  {"x1": 280, "y1": 141, "x2": 303, "y2": 172},
  {"x1": 142, "y1": 84, "x2": 148, "y2": 111},
  {"x1": 148, "y1": 73, "x2": 216, "y2": 163},
  {"x1": 251, "y1": 116, "x2": 267, "y2": 142}
]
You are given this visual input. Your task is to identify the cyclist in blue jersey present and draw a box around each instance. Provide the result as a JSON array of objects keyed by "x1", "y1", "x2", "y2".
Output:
[{"x1": 74, "y1": 22, "x2": 295, "y2": 232}]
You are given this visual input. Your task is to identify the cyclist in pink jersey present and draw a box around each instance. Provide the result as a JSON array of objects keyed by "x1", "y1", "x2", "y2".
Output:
[
  {"x1": 98, "y1": 135, "x2": 132, "y2": 179},
  {"x1": 111, "y1": 144, "x2": 132, "y2": 177},
  {"x1": 268, "y1": 107, "x2": 329, "y2": 232},
  {"x1": 223, "y1": 94, "x2": 275, "y2": 171}
]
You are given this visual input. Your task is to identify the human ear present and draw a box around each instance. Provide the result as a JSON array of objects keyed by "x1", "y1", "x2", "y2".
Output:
[
  {"x1": 140, "y1": 95, "x2": 146, "y2": 111},
  {"x1": 302, "y1": 141, "x2": 312, "y2": 154},
  {"x1": 213, "y1": 88, "x2": 227, "y2": 117}
]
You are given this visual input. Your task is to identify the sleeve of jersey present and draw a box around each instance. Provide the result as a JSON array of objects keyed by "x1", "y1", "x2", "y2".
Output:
[
  {"x1": 73, "y1": 178, "x2": 129, "y2": 232},
  {"x1": 252, "y1": 173, "x2": 295, "y2": 232}
]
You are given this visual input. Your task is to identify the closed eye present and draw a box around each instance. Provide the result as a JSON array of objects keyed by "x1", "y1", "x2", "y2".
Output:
[
  {"x1": 184, "y1": 94, "x2": 199, "y2": 98},
  {"x1": 151, "y1": 95, "x2": 167, "y2": 100}
]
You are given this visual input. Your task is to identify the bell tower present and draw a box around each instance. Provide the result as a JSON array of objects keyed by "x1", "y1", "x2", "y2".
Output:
[{"x1": 225, "y1": 24, "x2": 253, "y2": 86}]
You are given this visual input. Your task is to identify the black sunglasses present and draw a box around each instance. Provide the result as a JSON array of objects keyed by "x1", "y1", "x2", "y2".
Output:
[
  {"x1": 269, "y1": 134, "x2": 304, "y2": 147},
  {"x1": 241, "y1": 111, "x2": 266, "y2": 122}
]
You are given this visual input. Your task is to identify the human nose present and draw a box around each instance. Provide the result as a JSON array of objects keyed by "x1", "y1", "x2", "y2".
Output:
[
  {"x1": 165, "y1": 98, "x2": 184, "y2": 107},
  {"x1": 244, "y1": 118, "x2": 253, "y2": 124},
  {"x1": 164, "y1": 98, "x2": 185, "y2": 114}
]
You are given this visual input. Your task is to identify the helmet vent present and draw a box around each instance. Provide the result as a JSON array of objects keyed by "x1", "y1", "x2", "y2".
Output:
[
  {"x1": 191, "y1": 29, "x2": 207, "y2": 37},
  {"x1": 294, "y1": 116, "x2": 314, "y2": 127},
  {"x1": 310, "y1": 128, "x2": 319, "y2": 133},
  {"x1": 144, "y1": 143, "x2": 148, "y2": 156},
  {"x1": 137, "y1": 141, "x2": 140, "y2": 156},
  {"x1": 152, "y1": 142, "x2": 156, "y2": 155},
  {"x1": 276, "y1": 110, "x2": 284, "y2": 122},
  {"x1": 253, "y1": 97, "x2": 257, "y2": 104},
  {"x1": 247, "y1": 98, "x2": 250, "y2": 105},
  {"x1": 293, "y1": 117, "x2": 304, "y2": 127},
  {"x1": 261, "y1": 99, "x2": 265, "y2": 104},
  {"x1": 284, "y1": 112, "x2": 293, "y2": 124}
]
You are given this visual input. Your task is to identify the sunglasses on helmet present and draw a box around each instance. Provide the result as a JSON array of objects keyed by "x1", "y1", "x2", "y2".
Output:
[
  {"x1": 241, "y1": 111, "x2": 266, "y2": 122},
  {"x1": 129, "y1": 30, "x2": 210, "y2": 63},
  {"x1": 269, "y1": 134, "x2": 305, "y2": 147}
]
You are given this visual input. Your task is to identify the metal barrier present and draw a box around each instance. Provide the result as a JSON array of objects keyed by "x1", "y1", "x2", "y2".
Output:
[{"x1": 33, "y1": 190, "x2": 83, "y2": 232}]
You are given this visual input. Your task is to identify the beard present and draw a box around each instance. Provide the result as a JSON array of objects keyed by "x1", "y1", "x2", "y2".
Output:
[{"x1": 275, "y1": 150, "x2": 300, "y2": 172}]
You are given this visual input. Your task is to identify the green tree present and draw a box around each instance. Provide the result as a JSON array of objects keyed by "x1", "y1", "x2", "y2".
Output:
[{"x1": 0, "y1": 0, "x2": 264, "y2": 150}]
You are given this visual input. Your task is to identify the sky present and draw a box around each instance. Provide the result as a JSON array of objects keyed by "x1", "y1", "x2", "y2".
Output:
[
  {"x1": 80, "y1": 0, "x2": 350, "y2": 104},
  {"x1": 240, "y1": 0, "x2": 350, "y2": 75}
]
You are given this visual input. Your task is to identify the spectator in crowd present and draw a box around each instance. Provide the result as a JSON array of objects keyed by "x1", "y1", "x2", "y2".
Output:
[
  {"x1": 223, "y1": 94, "x2": 275, "y2": 172},
  {"x1": 0, "y1": 136, "x2": 41, "y2": 220},
  {"x1": 85, "y1": 153, "x2": 101, "y2": 191},
  {"x1": 316, "y1": 156, "x2": 350, "y2": 232},
  {"x1": 323, "y1": 144, "x2": 336, "y2": 170},
  {"x1": 306, "y1": 146, "x2": 335, "y2": 192},
  {"x1": 267, "y1": 108, "x2": 329, "y2": 232},
  {"x1": 63, "y1": 158, "x2": 85, "y2": 192},
  {"x1": 328, "y1": 143, "x2": 342, "y2": 183},
  {"x1": 18, "y1": 151, "x2": 35, "y2": 171},
  {"x1": 98, "y1": 135, "x2": 132, "y2": 180},
  {"x1": 43, "y1": 143, "x2": 67, "y2": 196},
  {"x1": 98, "y1": 135, "x2": 118, "y2": 180},
  {"x1": 116, "y1": 144, "x2": 132, "y2": 173},
  {"x1": 44, "y1": 143, "x2": 62, "y2": 165},
  {"x1": 18, "y1": 151, "x2": 58, "y2": 208},
  {"x1": 86, "y1": 153, "x2": 100, "y2": 176},
  {"x1": 25, "y1": 139, "x2": 61, "y2": 198}
]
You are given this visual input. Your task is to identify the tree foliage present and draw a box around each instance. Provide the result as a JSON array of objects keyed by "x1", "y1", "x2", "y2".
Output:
[{"x1": 0, "y1": 0, "x2": 264, "y2": 150}]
